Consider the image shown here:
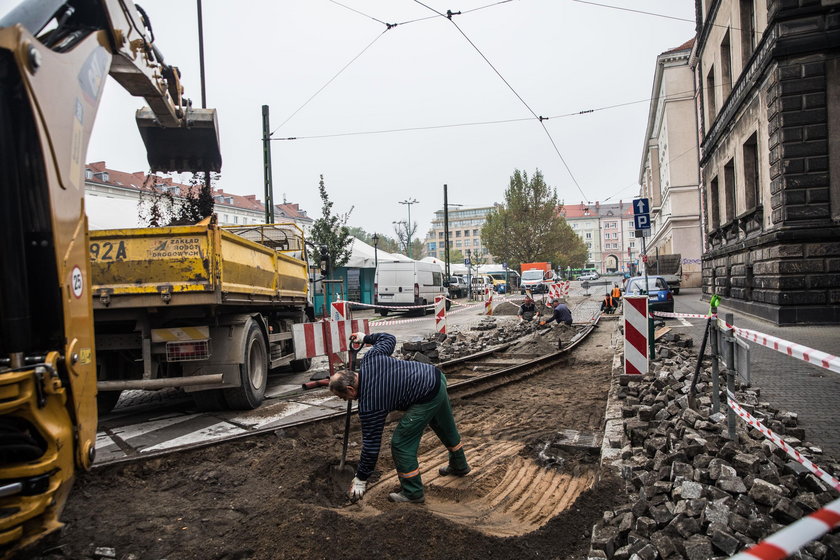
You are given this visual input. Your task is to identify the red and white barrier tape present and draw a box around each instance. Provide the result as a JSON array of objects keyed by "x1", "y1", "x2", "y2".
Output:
[
  {"x1": 717, "y1": 320, "x2": 840, "y2": 375},
  {"x1": 729, "y1": 497, "x2": 840, "y2": 560},
  {"x1": 337, "y1": 300, "x2": 434, "y2": 311},
  {"x1": 726, "y1": 390, "x2": 840, "y2": 492},
  {"x1": 653, "y1": 311, "x2": 714, "y2": 320}
]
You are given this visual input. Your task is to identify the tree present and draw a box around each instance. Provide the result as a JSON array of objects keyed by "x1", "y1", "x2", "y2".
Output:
[
  {"x1": 138, "y1": 172, "x2": 218, "y2": 227},
  {"x1": 482, "y1": 169, "x2": 588, "y2": 270},
  {"x1": 448, "y1": 248, "x2": 464, "y2": 263},
  {"x1": 346, "y1": 227, "x2": 400, "y2": 253},
  {"x1": 309, "y1": 175, "x2": 354, "y2": 271},
  {"x1": 393, "y1": 221, "x2": 421, "y2": 259}
]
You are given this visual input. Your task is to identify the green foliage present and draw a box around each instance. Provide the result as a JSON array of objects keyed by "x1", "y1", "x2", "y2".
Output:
[
  {"x1": 482, "y1": 169, "x2": 588, "y2": 270},
  {"x1": 392, "y1": 221, "x2": 421, "y2": 259},
  {"x1": 448, "y1": 248, "x2": 464, "y2": 263},
  {"x1": 309, "y1": 175, "x2": 354, "y2": 270},
  {"x1": 138, "y1": 172, "x2": 218, "y2": 227},
  {"x1": 346, "y1": 227, "x2": 400, "y2": 253}
]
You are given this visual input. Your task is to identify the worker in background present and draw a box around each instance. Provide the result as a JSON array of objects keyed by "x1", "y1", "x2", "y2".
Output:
[
  {"x1": 540, "y1": 297, "x2": 573, "y2": 326},
  {"x1": 600, "y1": 293, "x2": 616, "y2": 314},
  {"x1": 611, "y1": 283, "x2": 622, "y2": 302},
  {"x1": 329, "y1": 332, "x2": 470, "y2": 505},
  {"x1": 518, "y1": 295, "x2": 539, "y2": 321}
]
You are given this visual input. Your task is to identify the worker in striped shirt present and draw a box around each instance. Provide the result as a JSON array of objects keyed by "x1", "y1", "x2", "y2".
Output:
[{"x1": 329, "y1": 332, "x2": 469, "y2": 504}]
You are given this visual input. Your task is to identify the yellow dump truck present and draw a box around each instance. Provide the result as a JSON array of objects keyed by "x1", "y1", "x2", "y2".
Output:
[{"x1": 90, "y1": 221, "x2": 312, "y2": 412}]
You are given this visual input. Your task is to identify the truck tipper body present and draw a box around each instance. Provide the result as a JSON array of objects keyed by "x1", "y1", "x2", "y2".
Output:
[{"x1": 90, "y1": 221, "x2": 312, "y2": 411}]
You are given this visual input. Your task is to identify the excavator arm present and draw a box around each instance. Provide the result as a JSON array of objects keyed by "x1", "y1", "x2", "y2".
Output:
[{"x1": 0, "y1": 1, "x2": 221, "y2": 556}]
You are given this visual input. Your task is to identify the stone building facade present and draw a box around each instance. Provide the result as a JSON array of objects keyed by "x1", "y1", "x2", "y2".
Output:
[
  {"x1": 639, "y1": 39, "x2": 703, "y2": 289},
  {"x1": 693, "y1": 0, "x2": 840, "y2": 324}
]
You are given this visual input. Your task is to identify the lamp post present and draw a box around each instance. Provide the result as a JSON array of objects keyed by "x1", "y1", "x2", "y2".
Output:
[
  {"x1": 466, "y1": 248, "x2": 472, "y2": 300},
  {"x1": 399, "y1": 198, "x2": 418, "y2": 259},
  {"x1": 372, "y1": 233, "x2": 379, "y2": 268}
]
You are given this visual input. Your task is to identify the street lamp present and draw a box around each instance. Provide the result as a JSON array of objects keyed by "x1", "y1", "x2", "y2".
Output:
[
  {"x1": 399, "y1": 198, "x2": 418, "y2": 258},
  {"x1": 372, "y1": 233, "x2": 379, "y2": 268},
  {"x1": 466, "y1": 248, "x2": 472, "y2": 300}
]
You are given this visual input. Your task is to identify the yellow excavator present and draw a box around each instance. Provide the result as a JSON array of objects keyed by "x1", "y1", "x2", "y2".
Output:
[{"x1": 0, "y1": 1, "x2": 221, "y2": 556}]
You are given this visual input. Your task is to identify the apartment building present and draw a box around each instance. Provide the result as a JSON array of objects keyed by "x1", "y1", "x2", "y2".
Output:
[
  {"x1": 693, "y1": 0, "x2": 840, "y2": 324},
  {"x1": 84, "y1": 161, "x2": 312, "y2": 231},
  {"x1": 639, "y1": 39, "x2": 703, "y2": 288},
  {"x1": 424, "y1": 205, "x2": 496, "y2": 264},
  {"x1": 561, "y1": 202, "x2": 638, "y2": 273}
]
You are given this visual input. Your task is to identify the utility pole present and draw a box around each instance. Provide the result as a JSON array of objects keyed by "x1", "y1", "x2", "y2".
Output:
[
  {"x1": 196, "y1": 1, "x2": 211, "y2": 214},
  {"x1": 443, "y1": 185, "x2": 450, "y2": 279},
  {"x1": 399, "y1": 198, "x2": 419, "y2": 259},
  {"x1": 261, "y1": 105, "x2": 274, "y2": 223}
]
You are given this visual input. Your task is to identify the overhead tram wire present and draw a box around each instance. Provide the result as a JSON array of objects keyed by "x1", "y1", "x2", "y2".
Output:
[
  {"x1": 270, "y1": 28, "x2": 390, "y2": 136},
  {"x1": 412, "y1": 0, "x2": 589, "y2": 202},
  {"x1": 570, "y1": 0, "x2": 749, "y2": 34},
  {"x1": 327, "y1": 0, "x2": 390, "y2": 26}
]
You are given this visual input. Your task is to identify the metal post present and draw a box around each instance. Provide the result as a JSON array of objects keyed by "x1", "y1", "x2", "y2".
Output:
[
  {"x1": 710, "y1": 307, "x2": 720, "y2": 414},
  {"x1": 641, "y1": 234, "x2": 649, "y2": 295},
  {"x1": 196, "y1": 0, "x2": 212, "y2": 216},
  {"x1": 399, "y1": 199, "x2": 418, "y2": 258},
  {"x1": 466, "y1": 249, "x2": 472, "y2": 300},
  {"x1": 262, "y1": 105, "x2": 274, "y2": 223},
  {"x1": 725, "y1": 312, "x2": 737, "y2": 439},
  {"x1": 443, "y1": 185, "x2": 450, "y2": 279}
]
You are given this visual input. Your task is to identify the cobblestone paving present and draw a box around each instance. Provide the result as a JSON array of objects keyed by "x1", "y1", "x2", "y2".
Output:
[{"x1": 675, "y1": 288, "x2": 840, "y2": 458}]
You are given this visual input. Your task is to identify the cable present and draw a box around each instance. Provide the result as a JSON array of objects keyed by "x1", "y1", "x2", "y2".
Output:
[
  {"x1": 538, "y1": 121, "x2": 588, "y2": 203},
  {"x1": 570, "y1": 0, "x2": 750, "y2": 34},
  {"x1": 270, "y1": 28, "x2": 390, "y2": 135},
  {"x1": 327, "y1": 0, "x2": 390, "y2": 26}
]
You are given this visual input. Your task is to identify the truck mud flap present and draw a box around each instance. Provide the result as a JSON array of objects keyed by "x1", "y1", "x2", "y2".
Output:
[{"x1": 136, "y1": 107, "x2": 222, "y2": 173}]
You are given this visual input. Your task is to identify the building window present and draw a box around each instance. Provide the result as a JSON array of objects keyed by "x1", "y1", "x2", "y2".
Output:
[
  {"x1": 630, "y1": 241, "x2": 635, "y2": 248},
  {"x1": 223, "y1": 214, "x2": 229, "y2": 223},
  {"x1": 740, "y1": 0, "x2": 756, "y2": 64},
  {"x1": 438, "y1": 232, "x2": 444, "y2": 239},
  {"x1": 85, "y1": 169, "x2": 94, "y2": 179},
  {"x1": 455, "y1": 231, "x2": 461, "y2": 238},
  {"x1": 724, "y1": 159, "x2": 736, "y2": 223},
  {"x1": 234, "y1": 215, "x2": 239, "y2": 224},
  {"x1": 721, "y1": 31, "x2": 732, "y2": 99},
  {"x1": 473, "y1": 229, "x2": 479, "y2": 236},
  {"x1": 473, "y1": 239, "x2": 479, "y2": 247},
  {"x1": 455, "y1": 240, "x2": 462, "y2": 248},
  {"x1": 586, "y1": 242, "x2": 592, "y2": 248},
  {"x1": 743, "y1": 132, "x2": 760, "y2": 210},
  {"x1": 586, "y1": 232, "x2": 592, "y2": 239},
  {"x1": 706, "y1": 65, "x2": 717, "y2": 125},
  {"x1": 428, "y1": 242, "x2": 436, "y2": 251},
  {"x1": 709, "y1": 177, "x2": 720, "y2": 230}
]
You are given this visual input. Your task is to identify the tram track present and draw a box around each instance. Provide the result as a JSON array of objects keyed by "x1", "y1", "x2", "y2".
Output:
[{"x1": 93, "y1": 318, "x2": 600, "y2": 469}]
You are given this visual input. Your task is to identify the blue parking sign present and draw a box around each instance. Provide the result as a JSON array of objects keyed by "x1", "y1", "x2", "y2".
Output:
[{"x1": 634, "y1": 213, "x2": 651, "y2": 230}]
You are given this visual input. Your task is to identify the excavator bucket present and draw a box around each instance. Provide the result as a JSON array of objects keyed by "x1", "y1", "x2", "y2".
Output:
[{"x1": 136, "y1": 107, "x2": 222, "y2": 173}]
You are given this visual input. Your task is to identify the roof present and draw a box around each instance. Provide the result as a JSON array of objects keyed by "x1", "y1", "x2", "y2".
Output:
[
  {"x1": 276, "y1": 203, "x2": 313, "y2": 223},
  {"x1": 663, "y1": 38, "x2": 695, "y2": 55}
]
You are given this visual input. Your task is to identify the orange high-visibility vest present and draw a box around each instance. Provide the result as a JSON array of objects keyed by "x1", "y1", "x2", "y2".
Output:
[{"x1": 611, "y1": 287, "x2": 621, "y2": 298}]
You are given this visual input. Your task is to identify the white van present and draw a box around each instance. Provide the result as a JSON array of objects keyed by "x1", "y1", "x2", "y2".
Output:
[{"x1": 375, "y1": 261, "x2": 448, "y2": 316}]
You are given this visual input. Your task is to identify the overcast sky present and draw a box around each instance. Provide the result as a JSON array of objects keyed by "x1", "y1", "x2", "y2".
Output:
[{"x1": 85, "y1": 0, "x2": 696, "y2": 239}]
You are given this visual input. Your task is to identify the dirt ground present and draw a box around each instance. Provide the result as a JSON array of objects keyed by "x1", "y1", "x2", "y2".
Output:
[{"x1": 24, "y1": 326, "x2": 620, "y2": 560}]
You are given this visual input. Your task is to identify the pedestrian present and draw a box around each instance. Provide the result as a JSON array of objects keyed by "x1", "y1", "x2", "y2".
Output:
[
  {"x1": 540, "y1": 297, "x2": 573, "y2": 326},
  {"x1": 329, "y1": 332, "x2": 470, "y2": 505},
  {"x1": 600, "y1": 293, "x2": 616, "y2": 314},
  {"x1": 518, "y1": 295, "x2": 539, "y2": 321},
  {"x1": 611, "y1": 283, "x2": 622, "y2": 302}
]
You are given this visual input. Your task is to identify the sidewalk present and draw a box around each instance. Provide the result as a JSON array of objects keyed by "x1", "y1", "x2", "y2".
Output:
[{"x1": 673, "y1": 288, "x2": 840, "y2": 457}]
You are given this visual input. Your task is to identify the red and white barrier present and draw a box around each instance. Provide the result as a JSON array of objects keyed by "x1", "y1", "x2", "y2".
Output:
[
  {"x1": 435, "y1": 295, "x2": 446, "y2": 334},
  {"x1": 653, "y1": 311, "x2": 715, "y2": 320},
  {"x1": 485, "y1": 288, "x2": 494, "y2": 315},
  {"x1": 717, "y1": 319, "x2": 840, "y2": 375},
  {"x1": 292, "y1": 319, "x2": 370, "y2": 360},
  {"x1": 730, "y1": 497, "x2": 840, "y2": 560},
  {"x1": 623, "y1": 295, "x2": 649, "y2": 375},
  {"x1": 726, "y1": 390, "x2": 840, "y2": 492}
]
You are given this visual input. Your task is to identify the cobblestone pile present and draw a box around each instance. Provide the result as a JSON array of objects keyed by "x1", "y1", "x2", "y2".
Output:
[{"x1": 592, "y1": 334, "x2": 840, "y2": 560}]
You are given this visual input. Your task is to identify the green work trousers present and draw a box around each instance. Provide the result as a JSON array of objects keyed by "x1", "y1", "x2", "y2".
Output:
[{"x1": 391, "y1": 372, "x2": 468, "y2": 499}]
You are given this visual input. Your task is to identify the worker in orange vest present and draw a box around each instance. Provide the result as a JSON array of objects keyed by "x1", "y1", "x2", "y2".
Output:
[
  {"x1": 600, "y1": 293, "x2": 616, "y2": 315},
  {"x1": 611, "y1": 283, "x2": 622, "y2": 302}
]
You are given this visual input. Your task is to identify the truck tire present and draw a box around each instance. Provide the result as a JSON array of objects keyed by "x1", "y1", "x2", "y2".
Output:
[
  {"x1": 96, "y1": 390, "x2": 122, "y2": 415},
  {"x1": 379, "y1": 308, "x2": 389, "y2": 317},
  {"x1": 224, "y1": 322, "x2": 268, "y2": 410},
  {"x1": 193, "y1": 389, "x2": 227, "y2": 411},
  {"x1": 290, "y1": 357, "x2": 311, "y2": 372}
]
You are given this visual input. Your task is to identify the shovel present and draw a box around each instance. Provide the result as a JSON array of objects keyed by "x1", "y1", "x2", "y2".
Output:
[{"x1": 331, "y1": 348, "x2": 358, "y2": 487}]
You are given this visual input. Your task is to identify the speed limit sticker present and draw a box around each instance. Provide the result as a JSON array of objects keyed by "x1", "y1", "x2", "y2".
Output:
[{"x1": 71, "y1": 266, "x2": 84, "y2": 298}]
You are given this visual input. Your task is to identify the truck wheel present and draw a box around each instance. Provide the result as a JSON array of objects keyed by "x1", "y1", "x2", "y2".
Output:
[
  {"x1": 224, "y1": 322, "x2": 268, "y2": 410},
  {"x1": 96, "y1": 390, "x2": 122, "y2": 415},
  {"x1": 379, "y1": 308, "x2": 389, "y2": 317},
  {"x1": 193, "y1": 389, "x2": 227, "y2": 411},
  {"x1": 290, "y1": 357, "x2": 311, "y2": 372},
  {"x1": 445, "y1": 299, "x2": 451, "y2": 311}
]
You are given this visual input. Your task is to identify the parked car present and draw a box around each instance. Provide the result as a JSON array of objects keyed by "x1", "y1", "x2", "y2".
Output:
[
  {"x1": 579, "y1": 271, "x2": 600, "y2": 281},
  {"x1": 623, "y1": 275, "x2": 674, "y2": 313},
  {"x1": 446, "y1": 275, "x2": 468, "y2": 299}
]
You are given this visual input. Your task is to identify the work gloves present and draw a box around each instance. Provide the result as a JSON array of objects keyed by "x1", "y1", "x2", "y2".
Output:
[
  {"x1": 348, "y1": 476, "x2": 367, "y2": 501},
  {"x1": 349, "y1": 332, "x2": 366, "y2": 351}
]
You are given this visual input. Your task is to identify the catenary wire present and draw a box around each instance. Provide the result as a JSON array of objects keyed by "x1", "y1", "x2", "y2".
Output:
[
  {"x1": 270, "y1": 28, "x2": 390, "y2": 135},
  {"x1": 327, "y1": 0, "x2": 390, "y2": 25}
]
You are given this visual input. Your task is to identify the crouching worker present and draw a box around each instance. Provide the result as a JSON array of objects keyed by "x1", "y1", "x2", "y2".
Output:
[
  {"x1": 518, "y1": 295, "x2": 539, "y2": 321},
  {"x1": 540, "y1": 298, "x2": 573, "y2": 326},
  {"x1": 329, "y1": 332, "x2": 470, "y2": 504},
  {"x1": 600, "y1": 294, "x2": 616, "y2": 314}
]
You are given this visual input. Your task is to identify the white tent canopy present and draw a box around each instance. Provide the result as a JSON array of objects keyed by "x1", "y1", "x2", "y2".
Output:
[{"x1": 345, "y1": 237, "x2": 412, "y2": 268}]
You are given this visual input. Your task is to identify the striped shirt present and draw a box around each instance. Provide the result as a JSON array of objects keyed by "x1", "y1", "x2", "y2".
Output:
[{"x1": 355, "y1": 333, "x2": 440, "y2": 480}]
